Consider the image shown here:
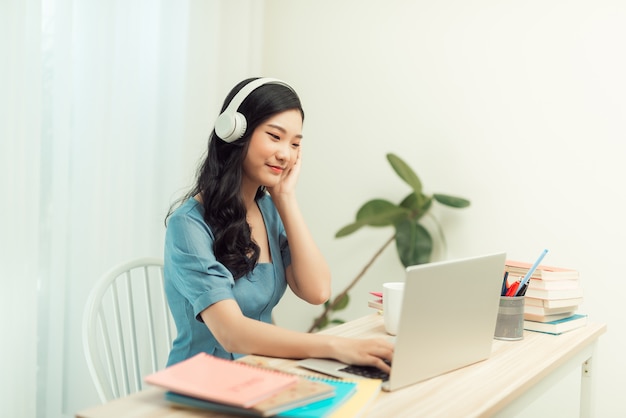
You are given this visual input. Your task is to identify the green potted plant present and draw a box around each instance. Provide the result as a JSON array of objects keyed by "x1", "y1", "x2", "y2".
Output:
[{"x1": 308, "y1": 153, "x2": 470, "y2": 332}]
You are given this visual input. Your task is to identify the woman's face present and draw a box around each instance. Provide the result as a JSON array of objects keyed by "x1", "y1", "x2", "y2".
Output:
[{"x1": 242, "y1": 109, "x2": 303, "y2": 189}]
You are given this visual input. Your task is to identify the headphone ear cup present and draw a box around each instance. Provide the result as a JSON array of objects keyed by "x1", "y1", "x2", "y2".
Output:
[
  {"x1": 230, "y1": 112, "x2": 247, "y2": 141},
  {"x1": 215, "y1": 111, "x2": 247, "y2": 143}
]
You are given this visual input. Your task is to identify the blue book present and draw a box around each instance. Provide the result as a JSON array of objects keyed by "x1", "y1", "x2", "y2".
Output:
[{"x1": 524, "y1": 313, "x2": 588, "y2": 335}]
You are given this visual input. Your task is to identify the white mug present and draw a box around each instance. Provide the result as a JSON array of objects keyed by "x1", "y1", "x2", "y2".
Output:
[{"x1": 383, "y1": 282, "x2": 404, "y2": 335}]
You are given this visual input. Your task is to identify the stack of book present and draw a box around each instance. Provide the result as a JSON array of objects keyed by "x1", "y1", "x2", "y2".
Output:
[
  {"x1": 144, "y1": 352, "x2": 381, "y2": 417},
  {"x1": 368, "y1": 291, "x2": 383, "y2": 311},
  {"x1": 505, "y1": 260, "x2": 588, "y2": 335}
]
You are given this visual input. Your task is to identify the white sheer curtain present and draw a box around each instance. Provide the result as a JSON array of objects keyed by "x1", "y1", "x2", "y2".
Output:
[
  {"x1": 1, "y1": 1, "x2": 42, "y2": 417},
  {"x1": 1, "y1": 0, "x2": 262, "y2": 416}
]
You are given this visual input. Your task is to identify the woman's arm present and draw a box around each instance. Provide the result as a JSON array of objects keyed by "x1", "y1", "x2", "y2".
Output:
[
  {"x1": 275, "y1": 194, "x2": 332, "y2": 304},
  {"x1": 267, "y1": 151, "x2": 332, "y2": 305},
  {"x1": 201, "y1": 299, "x2": 393, "y2": 373}
]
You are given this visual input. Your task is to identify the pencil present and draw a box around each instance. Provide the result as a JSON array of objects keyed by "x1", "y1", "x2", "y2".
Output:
[{"x1": 515, "y1": 248, "x2": 549, "y2": 296}]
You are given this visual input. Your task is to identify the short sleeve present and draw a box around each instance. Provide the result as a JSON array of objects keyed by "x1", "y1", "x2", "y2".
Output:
[{"x1": 164, "y1": 204, "x2": 236, "y2": 321}]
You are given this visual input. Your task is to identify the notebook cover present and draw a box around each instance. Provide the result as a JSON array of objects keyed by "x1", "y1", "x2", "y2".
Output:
[{"x1": 144, "y1": 352, "x2": 298, "y2": 408}]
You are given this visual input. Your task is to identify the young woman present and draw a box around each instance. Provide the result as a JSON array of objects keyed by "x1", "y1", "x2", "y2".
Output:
[{"x1": 164, "y1": 77, "x2": 393, "y2": 374}]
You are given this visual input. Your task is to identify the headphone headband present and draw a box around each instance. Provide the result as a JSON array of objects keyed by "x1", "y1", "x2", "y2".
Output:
[{"x1": 214, "y1": 78, "x2": 292, "y2": 143}]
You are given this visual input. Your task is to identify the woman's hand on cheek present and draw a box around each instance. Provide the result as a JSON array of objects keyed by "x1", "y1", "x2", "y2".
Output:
[{"x1": 268, "y1": 149, "x2": 301, "y2": 199}]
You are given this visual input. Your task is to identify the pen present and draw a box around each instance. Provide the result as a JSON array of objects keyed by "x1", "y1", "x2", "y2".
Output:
[
  {"x1": 515, "y1": 248, "x2": 549, "y2": 296},
  {"x1": 501, "y1": 272, "x2": 509, "y2": 296},
  {"x1": 505, "y1": 280, "x2": 520, "y2": 297},
  {"x1": 517, "y1": 281, "x2": 530, "y2": 297}
]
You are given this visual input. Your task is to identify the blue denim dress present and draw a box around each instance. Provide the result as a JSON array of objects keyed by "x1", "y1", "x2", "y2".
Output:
[{"x1": 164, "y1": 194, "x2": 291, "y2": 366}]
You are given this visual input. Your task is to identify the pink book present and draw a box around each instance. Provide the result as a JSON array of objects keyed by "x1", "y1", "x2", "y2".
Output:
[
  {"x1": 144, "y1": 352, "x2": 298, "y2": 408},
  {"x1": 505, "y1": 260, "x2": 579, "y2": 281},
  {"x1": 505, "y1": 260, "x2": 574, "y2": 272}
]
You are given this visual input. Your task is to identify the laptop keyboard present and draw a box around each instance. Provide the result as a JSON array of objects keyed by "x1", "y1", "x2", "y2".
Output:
[{"x1": 339, "y1": 360, "x2": 391, "y2": 381}]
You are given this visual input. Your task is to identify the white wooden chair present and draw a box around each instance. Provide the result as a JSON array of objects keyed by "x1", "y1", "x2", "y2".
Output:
[{"x1": 82, "y1": 257, "x2": 176, "y2": 403}]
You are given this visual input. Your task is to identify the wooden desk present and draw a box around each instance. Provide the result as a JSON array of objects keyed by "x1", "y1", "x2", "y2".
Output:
[{"x1": 76, "y1": 314, "x2": 606, "y2": 418}]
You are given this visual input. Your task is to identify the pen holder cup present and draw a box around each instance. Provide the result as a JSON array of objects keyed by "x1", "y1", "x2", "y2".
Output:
[{"x1": 494, "y1": 296, "x2": 525, "y2": 341}]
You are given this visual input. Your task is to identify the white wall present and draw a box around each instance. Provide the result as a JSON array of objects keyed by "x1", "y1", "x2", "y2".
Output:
[{"x1": 263, "y1": 1, "x2": 625, "y2": 417}]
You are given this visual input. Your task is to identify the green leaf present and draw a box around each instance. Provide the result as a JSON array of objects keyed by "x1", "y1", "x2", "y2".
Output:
[
  {"x1": 387, "y1": 153, "x2": 423, "y2": 196},
  {"x1": 355, "y1": 199, "x2": 410, "y2": 227},
  {"x1": 394, "y1": 219, "x2": 433, "y2": 266},
  {"x1": 399, "y1": 192, "x2": 422, "y2": 211},
  {"x1": 318, "y1": 316, "x2": 329, "y2": 329},
  {"x1": 433, "y1": 194, "x2": 471, "y2": 208},
  {"x1": 329, "y1": 319, "x2": 345, "y2": 325},
  {"x1": 332, "y1": 294, "x2": 350, "y2": 311},
  {"x1": 421, "y1": 196, "x2": 433, "y2": 214},
  {"x1": 335, "y1": 221, "x2": 367, "y2": 238},
  {"x1": 335, "y1": 199, "x2": 411, "y2": 238},
  {"x1": 399, "y1": 193, "x2": 432, "y2": 219}
]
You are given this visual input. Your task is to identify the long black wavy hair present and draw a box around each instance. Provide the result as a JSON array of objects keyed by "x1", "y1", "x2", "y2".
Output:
[{"x1": 166, "y1": 78, "x2": 304, "y2": 279}]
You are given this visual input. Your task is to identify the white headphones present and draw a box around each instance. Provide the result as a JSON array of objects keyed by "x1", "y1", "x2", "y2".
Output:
[{"x1": 214, "y1": 77, "x2": 292, "y2": 143}]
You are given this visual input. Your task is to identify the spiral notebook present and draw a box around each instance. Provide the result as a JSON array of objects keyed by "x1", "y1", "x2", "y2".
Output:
[{"x1": 144, "y1": 352, "x2": 299, "y2": 408}]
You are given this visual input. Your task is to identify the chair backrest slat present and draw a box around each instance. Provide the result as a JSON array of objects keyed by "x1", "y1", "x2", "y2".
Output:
[
  {"x1": 123, "y1": 271, "x2": 142, "y2": 393},
  {"x1": 158, "y1": 266, "x2": 173, "y2": 349},
  {"x1": 142, "y1": 266, "x2": 159, "y2": 376},
  {"x1": 111, "y1": 279, "x2": 131, "y2": 397},
  {"x1": 97, "y1": 307, "x2": 119, "y2": 398}
]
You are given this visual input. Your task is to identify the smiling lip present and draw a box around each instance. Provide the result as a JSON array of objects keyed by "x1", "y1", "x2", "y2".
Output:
[{"x1": 268, "y1": 165, "x2": 284, "y2": 174}]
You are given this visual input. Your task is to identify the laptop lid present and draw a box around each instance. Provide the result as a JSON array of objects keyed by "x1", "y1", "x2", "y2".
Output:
[
  {"x1": 386, "y1": 252, "x2": 506, "y2": 391},
  {"x1": 297, "y1": 252, "x2": 506, "y2": 391}
]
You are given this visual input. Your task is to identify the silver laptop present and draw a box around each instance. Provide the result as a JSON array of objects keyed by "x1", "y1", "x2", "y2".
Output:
[{"x1": 298, "y1": 252, "x2": 506, "y2": 391}]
